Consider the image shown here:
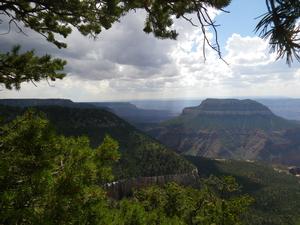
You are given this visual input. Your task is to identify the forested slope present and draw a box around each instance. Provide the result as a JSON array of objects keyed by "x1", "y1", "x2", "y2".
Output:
[
  {"x1": 186, "y1": 156, "x2": 300, "y2": 225},
  {"x1": 0, "y1": 104, "x2": 194, "y2": 179}
]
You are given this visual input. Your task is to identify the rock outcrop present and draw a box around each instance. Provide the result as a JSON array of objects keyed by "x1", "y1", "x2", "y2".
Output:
[
  {"x1": 148, "y1": 99, "x2": 300, "y2": 166},
  {"x1": 104, "y1": 169, "x2": 199, "y2": 199},
  {"x1": 182, "y1": 99, "x2": 273, "y2": 116}
]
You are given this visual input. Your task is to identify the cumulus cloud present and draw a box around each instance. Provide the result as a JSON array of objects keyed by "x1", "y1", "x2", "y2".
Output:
[
  {"x1": 224, "y1": 34, "x2": 300, "y2": 87},
  {"x1": 1, "y1": 10, "x2": 300, "y2": 101},
  {"x1": 225, "y1": 34, "x2": 273, "y2": 66}
]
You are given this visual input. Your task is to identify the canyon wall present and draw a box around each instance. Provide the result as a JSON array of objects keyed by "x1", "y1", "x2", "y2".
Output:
[{"x1": 105, "y1": 169, "x2": 199, "y2": 199}]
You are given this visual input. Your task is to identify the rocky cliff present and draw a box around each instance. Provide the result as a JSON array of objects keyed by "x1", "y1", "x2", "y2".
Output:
[
  {"x1": 148, "y1": 99, "x2": 300, "y2": 166},
  {"x1": 105, "y1": 169, "x2": 199, "y2": 199},
  {"x1": 182, "y1": 99, "x2": 273, "y2": 116}
]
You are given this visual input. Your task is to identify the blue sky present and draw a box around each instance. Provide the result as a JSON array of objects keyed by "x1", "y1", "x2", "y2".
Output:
[
  {"x1": 216, "y1": 0, "x2": 267, "y2": 52},
  {"x1": 1, "y1": 2, "x2": 300, "y2": 101}
]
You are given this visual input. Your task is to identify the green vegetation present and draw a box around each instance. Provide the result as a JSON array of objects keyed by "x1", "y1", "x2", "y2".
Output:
[
  {"x1": 115, "y1": 132, "x2": 194, "y2": 178},
  {"x1": 164, "y1": 113, "x2": 297, "y2": 131},
  {"x1": 0, "y1": 110, "x2": 120, "y2": 224},
  {"x1": 0, "y1": 46, "x2": 66, "y2": 90},
  {"x1": 125, "y1": 178, "x2": 252, "y2": 225},
  {"x1": 1, "y1": 1, "x2": 299, "y2": 223},
  {"x1": 0, "y1": 110, "x2": 252, "y2": 225},
  {"x1": 0, "y1": 104, "x2": 194, "y2": 179},
  {"x1": 186, "y1": 156, "x2": 300, "y2": 225},
  {"x1": 2, "y1": 107, "x2": 298, "y2": 225},
  {"x1": 256, "y1": 0, "x2": 300, "y2": 65}
]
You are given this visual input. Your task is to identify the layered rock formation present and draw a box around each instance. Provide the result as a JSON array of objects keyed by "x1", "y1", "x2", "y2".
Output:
[
  {"x1": 105, "y1": 169, "x2": 199, "y2": 199},
  {"x1": 182, "y1": 99, "x2": 273, "y2": 116},
  {"x1": 148, "y1": 99, "x2": 300, "y2": 166}
]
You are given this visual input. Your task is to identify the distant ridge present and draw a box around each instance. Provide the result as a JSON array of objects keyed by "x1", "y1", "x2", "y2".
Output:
[
  {"x1": 86, "y1": 102, "x2": 174, "y2": 126},
  {"x1": 0, "y1": 103, "x2": 194, "y2": 179},
  {"x1": 0, "y1": 99, "x2": 174, "y2": 126},
  {"x1": 183, "y1": 99, "x2": 273, "y2": 116},
  {"x1": 163, "y1": 98, "x2": 295, "y2": 131},
  {"x1": 147, "y1": 98, "x2": 300, "y2": 166},
  {"x1": 0, "y1": 98, "x2": 95, "y2": 108}
]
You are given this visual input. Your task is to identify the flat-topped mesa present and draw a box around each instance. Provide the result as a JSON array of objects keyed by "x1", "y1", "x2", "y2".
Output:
[
  {"x1": 152, "y1": 99, "x2": 299, "y2": 164},
  {"x1": 182, "y1": 99, "x2": 274, "y2": 116}
]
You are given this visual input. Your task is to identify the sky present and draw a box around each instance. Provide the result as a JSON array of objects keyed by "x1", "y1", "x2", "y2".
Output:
[{"x1": 1, "y1": 1, "x2": 300, "y2": 101}]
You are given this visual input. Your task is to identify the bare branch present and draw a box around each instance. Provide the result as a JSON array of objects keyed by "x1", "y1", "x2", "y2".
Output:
[
  {"x1": 181, "y1": 15, "x2": 198, "y2": 27},
  {"x1": 46, "y1": 77, "x2": 55, "y2": 87},
  {"x1": 30, "y1": 79, "x2": 38, "y2": 87},
  {"x1": 192, "y1": 0, "x2": 228, "y2": 64}
]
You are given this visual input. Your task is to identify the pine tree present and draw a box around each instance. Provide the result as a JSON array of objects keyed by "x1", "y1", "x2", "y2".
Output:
[{"x1": 0, "y1": 110, "x2": 120, "y2": 224}]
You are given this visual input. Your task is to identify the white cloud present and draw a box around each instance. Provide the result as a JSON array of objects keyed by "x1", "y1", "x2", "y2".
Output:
[
  {"x1": 225, "y1": 33, "x2": 275, "y2": 66},
  {"x1": 1, "y1": 11, "x2": 300, "y2": 101}
]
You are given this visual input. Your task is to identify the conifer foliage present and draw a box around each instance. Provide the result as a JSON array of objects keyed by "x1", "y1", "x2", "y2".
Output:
[
  {"x1": 0, "y1": 46, "x2": 66, "y2": 89},
  {"x1": 0, "y1": 110, "x2": 120, "y2": 224},
  {"x1": 0, "y1": 110, "x2": 252, "y2": 224}
]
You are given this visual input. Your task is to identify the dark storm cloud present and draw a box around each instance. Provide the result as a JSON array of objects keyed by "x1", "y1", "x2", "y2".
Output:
[{"x1": 0, "y1": 11, "x2": 176, "y2": 82}]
